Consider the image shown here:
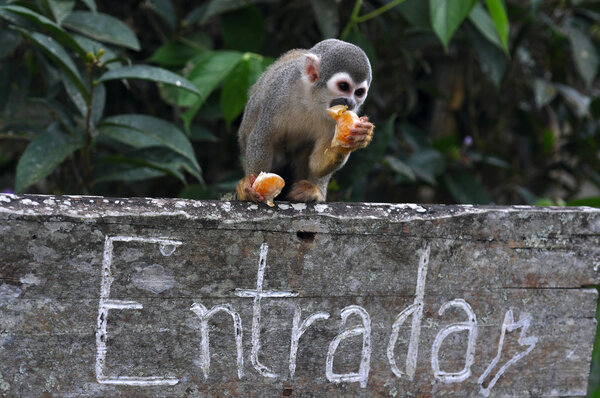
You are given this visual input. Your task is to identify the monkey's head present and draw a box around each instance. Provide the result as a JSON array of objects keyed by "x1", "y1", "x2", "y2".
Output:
[{"x1": 302, "y1": 39, "x2": 372, "y2": 115}]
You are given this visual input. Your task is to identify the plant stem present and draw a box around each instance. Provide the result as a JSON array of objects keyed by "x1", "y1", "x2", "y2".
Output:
[
  {"x1": 340, "y1": 0, "x2": 407, "y2": 39},
  {"x1": 340, "y1": 0, "x2": 364, "y2": 39}
]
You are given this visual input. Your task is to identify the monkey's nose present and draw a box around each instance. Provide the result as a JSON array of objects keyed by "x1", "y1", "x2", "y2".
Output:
[{"x1": 330, "y1": 98, "x2": 356, "y2": 110}]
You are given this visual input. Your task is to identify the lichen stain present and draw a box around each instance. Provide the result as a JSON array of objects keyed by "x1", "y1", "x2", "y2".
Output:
[{"x1": 131, "y1": 264, "x2": 176, "y2": 294}]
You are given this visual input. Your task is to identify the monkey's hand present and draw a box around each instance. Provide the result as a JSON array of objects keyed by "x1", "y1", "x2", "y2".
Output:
[
  {"x1": 236, "y1": 174, "x2": 265, "y2": 203},
  {"x1": 345, "y1": 116, "x2": 374, "y2": 151}
]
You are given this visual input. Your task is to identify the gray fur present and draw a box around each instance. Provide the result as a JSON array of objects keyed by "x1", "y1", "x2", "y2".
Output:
[{"x1": 238, "y1": 39, "x2": 372, "y2": 200}]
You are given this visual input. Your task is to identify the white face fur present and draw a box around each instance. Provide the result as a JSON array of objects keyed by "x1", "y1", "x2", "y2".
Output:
[{"x1": 326, "y1": 72, "x2": 369, "y2": 111}]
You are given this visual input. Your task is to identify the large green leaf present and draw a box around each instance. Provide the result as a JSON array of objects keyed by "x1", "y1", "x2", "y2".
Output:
[
  {"x1": 63, "y1": 11, "x2": 140, "y2": 50},
  {"x1": 90, "y1": 82, "x2": 105, "y2": 127},
  {"x1": 567, "y1": 25, "x2": 599, "y2": 88},
  {"x1": 187, "y1": 0, "x2": 268, "y2": 25},
  {"x1": 42, "y1": 0, "x2": 74, "y2": 24},
  {"x1": 16, "y1": 28, "x2": 88, "y2": 97},
  {"x1": 72, "y1": 33, "x2": 118, "y2": 65},
  {"x1": 15, "y1": 124, "x2": 82, "y2": 192},
  {"x1": 0, "y1": 28, "x2": 21, "y2": 59},
  {"x1": 407, "y1": 148, "x2": 445, "y2": 185},
  {"x1": 0, "y1": 4, "x2": 86, "y2": 57},
  {"x1": 468, "y1": 3, "x2": 503, "y2": 50},
  {"x1": 97, "y1": 114, "x2": 202, "y2": 181},
  {"x1": 61, "y1": 68, "x2": 87, "y2": 116},
  {"x1": 444, "y1": 169, "x2": 492, "y2": 204},
  {"x1": 79, "y1": 0, "x2": 96, "y2": 13},
  {"x1": 429, "y1": 0, "x2": 477, "y2": 50},
  {"x1": 148, "y1": 41, "x2": 200, "y2": 67},
  {"x1": 220, "y1": 54, "x2": 265, "y2": 125},
  {"x1": 484, "y1": 0, "x2": 509, "y2": 54},
  {"x1": 97, "y1": 65, "x2": 201, "y2": 96},
  {"x1": 470, "y1": 23, "x2": 506, "y2": 87},
  {"x1": 168, "y1": 51, "x2": 244, "y2": 108},
  {"x1": 145, "y1": 0, "x2": 176, "y2": 31},
  {"x1": 220, "y1": 5, "x2": 263, "y2": 52},
  {"x1": 179, "y1": 51, "x2": 245, "y2": 129},
  {"x1": 95, "y1": 148, "x2": 194, "y2": 184}
]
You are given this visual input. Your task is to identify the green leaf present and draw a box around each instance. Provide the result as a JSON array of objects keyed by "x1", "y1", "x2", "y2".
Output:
[
  {"x1": 0, "y1": 5, "x2": 87, "y2": 57},
  {"x1": 470, "y1": 23, "x2": 506, "y2": 87},
  {"x1": 533, "y1": 79, "x2": 557, "y2": 108},
  {"x1": 190, "y1": 125, "x2": 218, "y2": 142},
  {"x1": 484, "y1": 0, "x2": 509, "y2": 54},
  {"x1": 401, "y1": 123, "x2": 429, "y2": 150},
  {"x1": 168, "y1": 51, "x2": 243, "y2": 108},
  {"x1": 468, "y1": 2, "x2": 503, "y2": 50},
  {"x1": 148, "y1": 41, "x2": 198, "y2": 67},
  {"x1": 16, "y1": 28, "x2": 88, "y2": 97},
  {"x1": 408, "y1": 148, "x2": 445, "y2": 185},
  {"x1": 429, "y1": 0, "x2": 477, "y2": 50},
  {"x1": 61, "y1": 68, "x2": 87, "y2": 116},
  {"x1": 220, "y1": 55, "x2": 263, "y2": 125},
  {"x1": 15, "y1": 123, "x2": 82, "y2": 192},
  {"x1": 566, "y1": 25, "x2": 599, "y2": 88},
  {"x1": 146, "y1": 0, "x2": 176, "y2": 31},
  {"x1": 398, "y1": 0, "x2": 430, "y2": 29},
  {"x1": 566, "y1": 197, "x2": 600, "y2": 208},
  {"x1": 97, "y1": 114, "x2": 202, "y2": 181},
  {"x1": 189, "y1": 0, "x2": 261, "y2": 25},
  {"x1": 79, "y1": 0, "x2": 96, "y2": 13},
  {"x1": 72, "y1": 33, "x2": 118, "y2": 65},
  {"x1": 42, "y1": 0, "x2": 75, "y2": 24},
  {"x1": 220, "y1": 5, "x2": 263, "y2": 52},
  {"x1": 444, "y1": 169, "x2": 492, "y2": 204},
  {"x1": 310, "y1": 0, "x2": 339, "y2": 39},
  {"x1": 97, "y1": 65, "x2": 201, "y2": 96},
  {"x1": 384, "y1": 155, "x2": 416, "y2": 181},
  {"x1": 95, "y1": 148, "x2": 194, "y2": 184},
  {"x1": 0, "y1": 28, "x2": 21, "y2": 59},
  {"x1": 63, "y1": 11, "x2": 140, "y2": 50},
  {"x1": 90, "y1": 82, "x2": 105, "y2": 127},
  {"x1": 555, "y1": 83, "x2": 590, "y2": 118}
]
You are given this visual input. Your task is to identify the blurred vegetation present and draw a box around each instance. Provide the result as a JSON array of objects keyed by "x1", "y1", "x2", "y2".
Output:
[
  {"x1": 1, "y1": 0, "x2": 600, "y2": 393},
  {"x1": 0, "y1": 0, "x2": 598, "y2": 207}
]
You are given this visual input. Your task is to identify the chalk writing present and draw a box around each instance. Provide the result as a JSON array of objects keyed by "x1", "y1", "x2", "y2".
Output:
[
  {"x1": 235, "y1": 243, "x2": 298, "y2": 378},
  {"x1": 431, "y1": 299, "x2": 478, "y2": 383},
  {"x1": 96, "y1": 236, "x2": 182, "y2": 386},
  {"x1": 289, "y1": 305, "x2": 330, "y2": 380},
  {"x1": 94, "y1": 237, "x2": 539, "y2": 394},
  {"x1": 387, "y1": 244, "x2": 429, "y2": 380},
  {"x1": 478, "y1": 309, "x2": 538, "y2": 396},
  {"x1": 326, "y1": 305, "x2": 372, "y2": 388},
  {"x1": 190, "y1": 303, "x2": 244, "y2": 379}
]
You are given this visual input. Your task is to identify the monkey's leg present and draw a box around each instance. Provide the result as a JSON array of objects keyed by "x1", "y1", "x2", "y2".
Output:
[{"x1": 236, "y1": 130, "x2": 274, "y2": 202}]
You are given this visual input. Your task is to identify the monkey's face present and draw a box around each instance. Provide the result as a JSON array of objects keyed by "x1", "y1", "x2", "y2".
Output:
[{"x1": 325, "y1": 72, "x2": 369, "y2": 113}]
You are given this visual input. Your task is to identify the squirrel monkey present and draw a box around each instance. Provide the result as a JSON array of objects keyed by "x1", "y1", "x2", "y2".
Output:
[{"x1": 236, "y1": 39, "x2": 374, "y2": 203}]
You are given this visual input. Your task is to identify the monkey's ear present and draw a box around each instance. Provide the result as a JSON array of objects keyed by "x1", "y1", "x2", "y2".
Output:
[{"x1": 302, "y1": 53, "x2": 320, "y2": 85}]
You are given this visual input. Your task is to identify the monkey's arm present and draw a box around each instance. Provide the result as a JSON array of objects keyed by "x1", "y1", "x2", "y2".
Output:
[{"x1": 310, "y1": 117, "x2": 374, "y2": 178}]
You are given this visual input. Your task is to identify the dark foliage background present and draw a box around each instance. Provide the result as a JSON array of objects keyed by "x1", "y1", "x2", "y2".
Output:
[{"x1": 1, "y1": 0, "x2": 600, "y2": 393}]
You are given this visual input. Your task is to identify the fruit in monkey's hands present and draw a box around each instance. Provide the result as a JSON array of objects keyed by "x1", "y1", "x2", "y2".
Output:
[
  {"x1": 251, "y1": 172, "x2": 285, "y2": 207},
  {"x1": 327, "y1": 105, "x2": 362, "y2": 148}
]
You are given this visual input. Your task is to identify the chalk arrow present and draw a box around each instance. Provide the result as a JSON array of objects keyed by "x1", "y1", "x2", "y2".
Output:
[{"x1": 478, "y1": 309, "x2": 538, "y2": 397}]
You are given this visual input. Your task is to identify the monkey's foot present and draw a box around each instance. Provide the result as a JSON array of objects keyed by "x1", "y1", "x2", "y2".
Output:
[
  {"x1": 236, "y1": 174, "x2": 265, "y2": 203},
  {"x1": 287, "y1": 180, "x2": 325, "y2": 202}
]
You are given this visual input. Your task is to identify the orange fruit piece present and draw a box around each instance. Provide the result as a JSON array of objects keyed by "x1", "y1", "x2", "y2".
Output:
[
  {"x1": 252, "y1": 172, "x2": 285, "y2": 207},
  {"x1": 327, "y1": 105, "x2": 361, "y2": 148}
]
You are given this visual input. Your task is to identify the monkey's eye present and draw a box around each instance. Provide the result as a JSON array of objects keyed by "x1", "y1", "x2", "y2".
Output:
[
  {"x1": 355, "y1": 88, "x2": 366, "y2": 97},
  {"x1": 338, "y1": 82, "x2": 350, "y2": 92}
]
